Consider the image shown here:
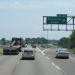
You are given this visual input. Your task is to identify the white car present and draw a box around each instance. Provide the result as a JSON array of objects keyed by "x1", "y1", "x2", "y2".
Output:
[
  {"x1": 55, "y1": 48, "x2": 69, "y2": 59},
  {"x1": 22, "y1": 48, "x2": 35, "y2": 60}
]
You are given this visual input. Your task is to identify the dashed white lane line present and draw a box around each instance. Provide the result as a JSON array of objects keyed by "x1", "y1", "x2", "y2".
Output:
[
  {"x1": 37, "y1": 48, "x2": 61, "y2": 70},
  {"x1": 51, "y1": 62, "x2": 61, "y2": 70},
  {"x1": 41, "y1": 48, "x2": 75, "y2": 69},
  {"x1": 37, "y1": 47, "x2": 70, "y2": 75}
]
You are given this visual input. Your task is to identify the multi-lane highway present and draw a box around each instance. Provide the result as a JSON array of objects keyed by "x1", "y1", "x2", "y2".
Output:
[
  {"x1": 0, "y1": 45, "x2": 73, "y2": 75},
  {"x1": 42, "y1": 47, "x2": 75, "y2": 75},
  {"x1": 14, "y1": 47, "x2": 64, "y2": 75}
]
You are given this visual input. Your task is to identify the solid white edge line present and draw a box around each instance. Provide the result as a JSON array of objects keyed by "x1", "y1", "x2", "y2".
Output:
[
  {"x1": 51, "y1": 62, "x2": 61, "y2": 70},
  {"x1": 37, "y1": 48, "x2": 50, "y2": 60},
  {"x1": 41, "y1": 51, "x2": 45, "y2": 55},
  {"x1": 37, "y1": 48, "x2": 46, "y2": 55}
]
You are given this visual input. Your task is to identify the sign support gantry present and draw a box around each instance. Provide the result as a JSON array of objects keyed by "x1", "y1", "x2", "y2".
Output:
[{"x1": 43, "y1": 14, "x2": 75, "y2": 31}]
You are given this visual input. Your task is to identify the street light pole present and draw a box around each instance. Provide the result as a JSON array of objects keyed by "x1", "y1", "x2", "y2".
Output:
[{"x1": 47, "y1": 30, "x2": 48, "y2": 44}]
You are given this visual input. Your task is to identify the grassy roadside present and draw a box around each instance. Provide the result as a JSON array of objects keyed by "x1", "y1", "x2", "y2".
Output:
[
  {"x1": 69, "y1": 48, "x2": 75, "y2": 54},
  {"x1": 0, "y1": 45, "x2": 4, "y2": 55}
]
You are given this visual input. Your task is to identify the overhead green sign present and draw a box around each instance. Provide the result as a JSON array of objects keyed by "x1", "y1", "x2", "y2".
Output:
[
  {"x1": 57, "y1": 14, "x2": 67, "y2": 17},
  {"x1": 46, "y1": 16, "x2": 67, "y2": 24}
]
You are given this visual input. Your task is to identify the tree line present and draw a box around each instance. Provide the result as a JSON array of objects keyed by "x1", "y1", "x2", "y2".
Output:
[
  {"x1": 0, "y1": 37, "x2": 48, "y2": 45},
  {"x1": 25, "y1": 38, "x2": 48, "y2": 44},
  {"x1": 58, "y1": 30, "x2": 75, "y2": 49}
]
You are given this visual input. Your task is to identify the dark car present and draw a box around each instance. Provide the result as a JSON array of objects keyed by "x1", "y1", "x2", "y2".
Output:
[{"x1": 31, "y1": 44, "x2": 36, "y2": 48}]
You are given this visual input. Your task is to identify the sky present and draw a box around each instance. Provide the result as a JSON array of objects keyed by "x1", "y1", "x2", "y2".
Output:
[{"x1": 0, "y1": 0, "x2": 75, "y2": 40}]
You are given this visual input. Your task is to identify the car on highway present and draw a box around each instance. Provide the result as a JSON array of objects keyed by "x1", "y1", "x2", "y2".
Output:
[
  {"x1": 21, "y1": 48, "x2": 35, "y2": 60},
  {"x1": 55, "y1": 48, "x2": 69, "y2": 59},
  {"x1": 31, "y1": 44, "x2": 36, "y2": 48}
]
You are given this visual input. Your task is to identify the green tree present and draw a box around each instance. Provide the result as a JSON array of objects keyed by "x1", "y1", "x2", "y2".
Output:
[
  {"x1": 70, "y1": 30, "x2": 75, "y2": 48},
  {"x1": 25, "y1": 38, "x2": 31, "y2": 44},
  {"x1": 58, "y1": 37, "x2": 70, "y2": 48},
  {"x1": 25, "y1": 38, "x2": 48, "y2": 44},
  {"x1": 1, "y1": 38, "x2": 6, "y2": 45}
]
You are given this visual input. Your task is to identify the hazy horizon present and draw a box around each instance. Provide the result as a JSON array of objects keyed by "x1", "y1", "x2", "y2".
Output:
[{"x1": 0, "y1": 0, "x2": 74, "y2": 40}]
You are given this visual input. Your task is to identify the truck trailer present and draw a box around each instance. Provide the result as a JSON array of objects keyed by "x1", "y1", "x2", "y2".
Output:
[{"x1": 3, "y1": 37, "x2": 23, "y2": 55}]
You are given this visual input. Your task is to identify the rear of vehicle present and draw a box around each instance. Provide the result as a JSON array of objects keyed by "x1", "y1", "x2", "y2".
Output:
[
  {"x1": 3, "y1": 37, "x2": 22, "y2": 55},
  {"x1": 56, "y1": 48, "x2": 69, "y2": 59},
  {"x1": 22, "y1": 49, "x2": 35, "y2": 60},
  {"x1": 3, "y1": 47, "x2": 19, "y2": 55},
  {"x1": 31, "y1": 44, "x2": 36, "y2": 48}
]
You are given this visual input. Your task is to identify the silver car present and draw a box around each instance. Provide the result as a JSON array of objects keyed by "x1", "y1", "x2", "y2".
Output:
[
  {"x1": 56, "y1": 48, "x2": 69, "y2": 59},
  {"x1": 22, "y1": 48, "x2": 35, "y2": 60}
]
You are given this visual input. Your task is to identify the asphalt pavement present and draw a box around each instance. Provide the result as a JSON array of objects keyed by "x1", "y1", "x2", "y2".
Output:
[
  {"x1": 14, "y1": 46, "x2": 65, "y2": 75},
  {"x1": 0, "y1": 55, "x2": 21, "y2": 75},
  {"x1": 0, "y1": 46, "x2": 67, "y2": 75},
  {"x1": 42, "y1": 47, "x2": 75, "y2": 75}
]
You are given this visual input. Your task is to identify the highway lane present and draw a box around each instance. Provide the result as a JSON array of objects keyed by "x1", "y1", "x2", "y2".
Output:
[
  {"x1": 0, "y1": 55, "x2": 21, "y2": 75},
  {"x1": 0, "y1": 46, "x2": 67, "y2": 75},
  {"x1": 43, "y1": 47, "x2": 75, "y2": 75},
  {"x1": 0, "y1": 55, "x2": 12, "y2": 65},
  {"x1": 13, "y1": 59, "x2": 41, "y2": 75},
  {"x1": 14, "y1": 47, "x2": 65, "y2": 75}
]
